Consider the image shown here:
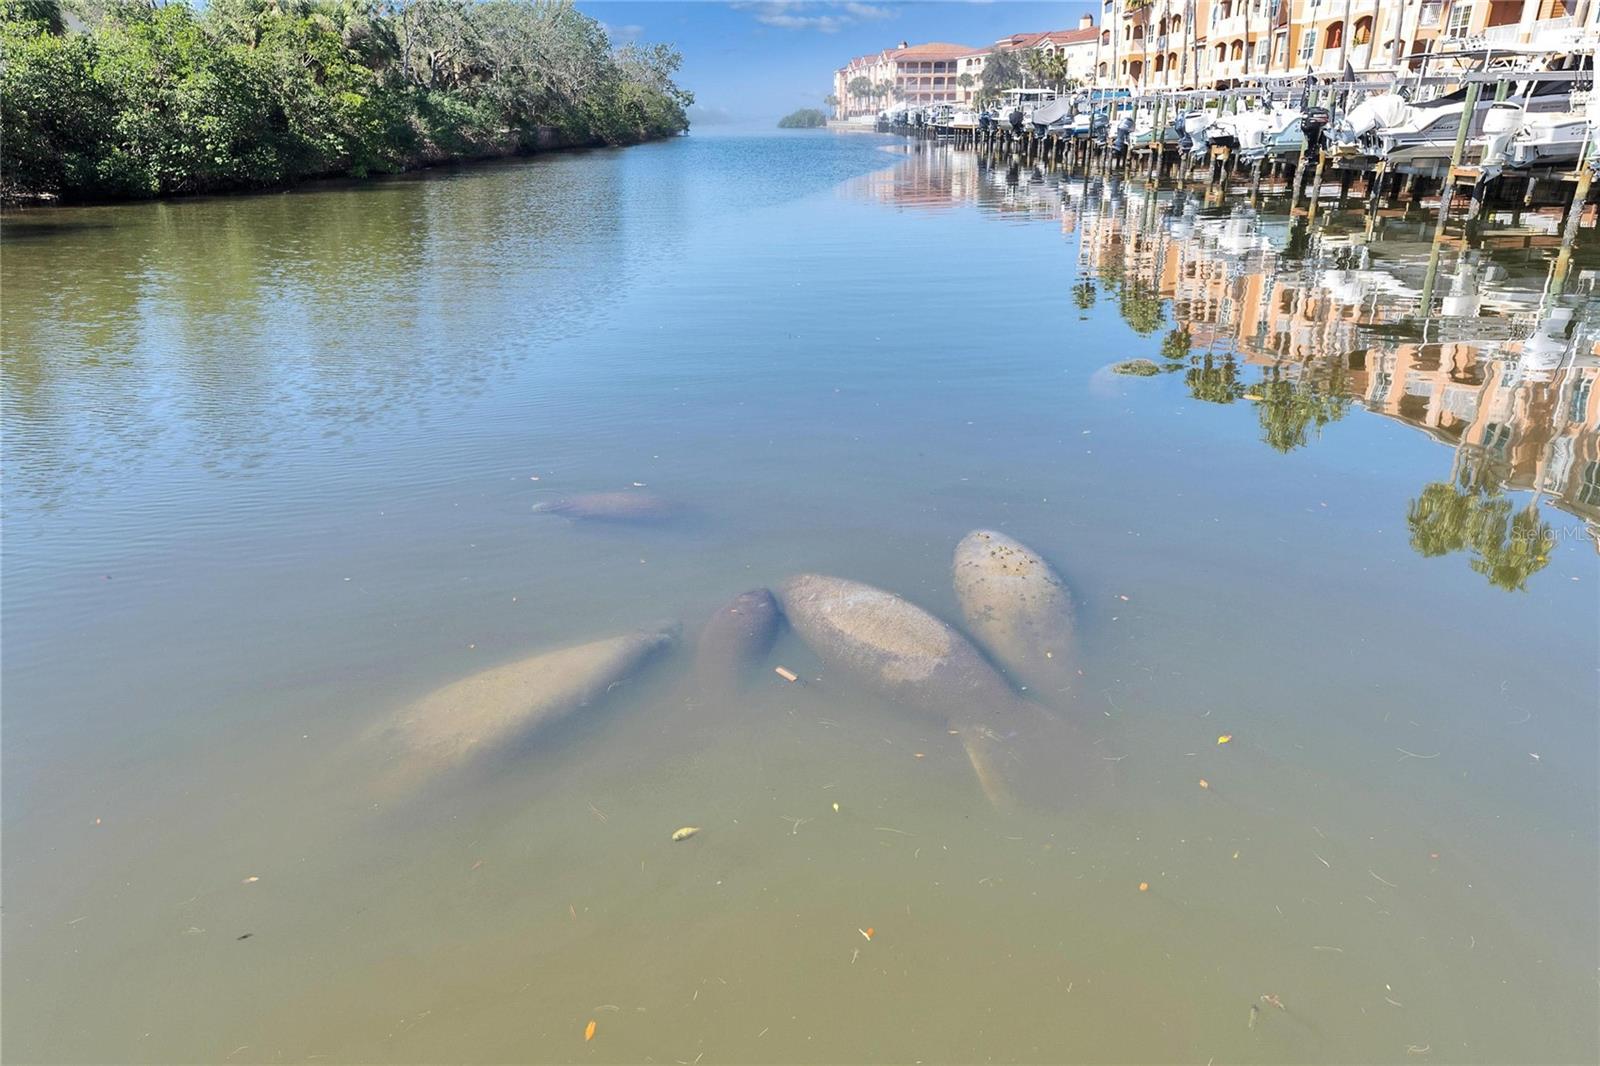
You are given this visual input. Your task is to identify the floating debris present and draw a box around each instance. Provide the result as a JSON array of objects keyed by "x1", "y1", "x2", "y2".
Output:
[
  {"x1": 584, "y1": 1019, "x2": 596, "y2": 1041},
  {"x1": 1110, "y1": 359, "x2": 1161, "y2": 376},
  {"x1": 1217, "y1": 734, "x2": 1233, "y2": 745},
  {"x1": 670, "y1": 827, "x2": 700, "y2": 842},
  {"x1": 774, "y1": 666, "x2": 799, "y2": 683}
]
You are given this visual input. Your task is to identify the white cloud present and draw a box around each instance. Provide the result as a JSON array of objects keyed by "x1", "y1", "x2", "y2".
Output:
[{"x1": 736, "y1": 1, "x2": 899, "y2": 34}]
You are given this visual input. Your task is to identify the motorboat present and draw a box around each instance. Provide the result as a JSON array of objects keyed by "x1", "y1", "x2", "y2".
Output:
[
  {"x1": 1213, "y1": 102, "x2": 1303, "y2": 160},
  {"x1": 1029, "y1": 97, "x2": 1075, "y2": 137},
  {"x1": 1173, "y1": 110, "x2": 1216, "y2": 157},
  {"x1": 997, "y1": 87, "x2": 1059, "y2": 132},
  {"x1": 1332, "y1": 79, "x2": 1575, "y2": 169}
]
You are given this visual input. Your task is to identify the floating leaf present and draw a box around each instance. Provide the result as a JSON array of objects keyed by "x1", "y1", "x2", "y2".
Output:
[
  {"x1": 584, "y1": 1020, "x2": 596, "y2": 1041},
  {"x1": 1217, "y1": 735, "x2": 1232, "y2": 745}
]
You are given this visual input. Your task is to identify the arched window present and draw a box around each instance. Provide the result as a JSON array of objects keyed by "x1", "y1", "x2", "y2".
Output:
[
  {"x1": 1172, "y1": 15, "x2": 1181, "y2": 31},
  {"x1": 1132, "y1": 25, "x2": 1144, "y2": 40},
  {"x1": 1354, "y1": 16, "x2": 1373, "y2": 46},
  {"x1": 1099, "y1": 61, "x2": 1108, "y2": 77},
  {"x1": 1324, "y1": 21, "x2": 1343, "y2": 51},
  {"x1": 1169, "y1": 52, "x2": 1178, "y2": 72},
  {"x1": 1231, "y1": 40, "x2": 1244, "y2": 61},
  {"x1": 1101, "y1": 30, "x2": 1111, "y2": 46},
  {"x1": 1155, "y1": 54, "x2": 1166, "y2": 72},
  {"x1": 1215, "y1": 42, "x2": 1227, "y2": 62},
  {"x1": 1130, "y1": 59, "x2": 1143, "y2": 80}
]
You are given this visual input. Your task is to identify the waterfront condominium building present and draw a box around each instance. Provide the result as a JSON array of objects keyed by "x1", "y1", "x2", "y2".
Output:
[
  {"x1": 832, "y1": 15, "x2": 1101, "y2": 118},
  {"x1": 833, "y1": 1, "x2": 1595, "y2": 113},
  {"x1": 1098, "y1": 0, "x2": 1597, "y2": 91},
  {"x1": 833, "y1": 41, "x2": 979, "y2": 118},
  {"x1": 990, "y1": 15, "x2": 1103, "y2": 86}
]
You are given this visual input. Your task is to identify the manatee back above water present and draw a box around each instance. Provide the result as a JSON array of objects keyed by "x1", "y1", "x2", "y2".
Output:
[
  {"x1": 952, "y1": 530, "x2": 1077, "y2": 701},
  {"x1": 382, "y1": 623, "x2": 678, "y2": 782},
  {"x1": 694, "y1": 588, "x2": 782, "y2": 695},
  {"x1": 531, "y1": 491, "x2": 673, "y2": 522},
  {"x1": 776, "y1": 573, "x2": 1083, "y2": 811},
  {"x1": 774, "y1": 573, "x2": 1017, "y2": 720}
]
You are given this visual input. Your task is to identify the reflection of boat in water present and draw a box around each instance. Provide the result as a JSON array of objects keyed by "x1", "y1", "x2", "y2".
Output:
[{"x1": 869, "y1": 135, "x2": 1600, "y2": 554}]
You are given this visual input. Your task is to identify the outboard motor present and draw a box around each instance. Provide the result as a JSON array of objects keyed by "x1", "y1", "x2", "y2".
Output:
[
  {"x1": 1300, "y1": 106, "x2": 1331, "y2": 159},
  {"x1": 1172, "y1": 115, "x2": 1191, "y2": 153},
  {"x1": 1112, "y1": 112, "x2": 1135, "y2": 156},
  {"x1": 1009, "y1": 108, "x2": 1025, "y2": 133}
]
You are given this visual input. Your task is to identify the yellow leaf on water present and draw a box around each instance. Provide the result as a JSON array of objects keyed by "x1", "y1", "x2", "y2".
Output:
[
  {"x1": 1217, "y1": 734, "x2": 1232, "y2": 745},
  {"x1": 584, "y1": 1020, "x2": 596, "y2": 1041}
]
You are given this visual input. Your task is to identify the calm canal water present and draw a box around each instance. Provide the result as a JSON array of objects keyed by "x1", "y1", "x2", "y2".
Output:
[{"x1": 4, "y1": 132, "x2": 1597, "y2": 1064}]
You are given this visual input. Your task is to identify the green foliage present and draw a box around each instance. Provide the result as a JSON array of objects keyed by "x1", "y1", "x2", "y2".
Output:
[
  {"x1": 1407, "y1": 466, "x2": 1555, "y2": 592},
  {"x1": 980, "y1": 49, "x2": 1023, "y2": 97},
  {"x1": 777, "y1": 108, "x2": 827, "y2": 129},
  {"x1": 1118, "y1": 280, "x2": 1164, "y2": 335},
  {"x1": 1185, "y1": 353, "x2": 1246, "y2": 405},
  {"x1": 1, "y1": 0, "x2": 691, "y2": 201},
  {"x1": 1071, "y1": 279, "x2": 1096, "y2": 318},
  {"x1": 1249, "y1": 365, "x2": 1350, "y2": 453},
  {"x1": 1159, "y1": 326, "x2": 1191, "y2": 362}
]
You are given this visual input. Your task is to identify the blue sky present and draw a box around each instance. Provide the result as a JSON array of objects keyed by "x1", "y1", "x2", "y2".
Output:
[{"x1": 576, "y1": 2, "x2": 1099, "y2": 127}]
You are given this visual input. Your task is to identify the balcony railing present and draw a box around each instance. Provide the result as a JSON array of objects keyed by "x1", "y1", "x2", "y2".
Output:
[{"x1": 1478, "y1": 16, "x2": 1577, "y2": 50}]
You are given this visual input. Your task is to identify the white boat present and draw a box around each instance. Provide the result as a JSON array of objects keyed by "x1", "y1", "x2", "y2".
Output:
[
  {"x1": 1174, "y1": 110, "x2": 1216, "y2": 157},
  {"x1": 1216, "y1": 104, "x2": 1303, "y2": 160},
  {"x1": 1487, "y1": 89, "x2": 1599, "y2": 169},
  {"x1": 1334, "y1": 80, "x2": 1575, "y2": 169},
  {"x1": 950, "y1": 107, "x2": 981, "y2": 130},
  {"x1": 997, "y1": 87, "x2": 1059, "y2": 131},
  {"x1": 1029, "y1": 97, "x2": 1074, "y2": 137}
]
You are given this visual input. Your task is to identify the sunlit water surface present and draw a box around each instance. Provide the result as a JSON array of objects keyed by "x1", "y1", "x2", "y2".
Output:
[{"x1": 4, "y1": 132, "x2": 1597, "y2": 1064}]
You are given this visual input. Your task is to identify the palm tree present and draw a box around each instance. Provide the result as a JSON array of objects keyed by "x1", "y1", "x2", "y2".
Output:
[{"x1": 847, "y1": 75, "x2": 872, "y2": 115}]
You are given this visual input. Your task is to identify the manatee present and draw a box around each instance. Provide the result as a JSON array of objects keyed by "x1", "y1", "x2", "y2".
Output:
[
  {"x1": 952, "y1": 530, "x2": 1077, "y2": 701},
  {"x1": 381, "y1": 623, "x2": 678, "y2": 783},
  {"x1": 694, "y1": 588, "x2": 782, "y2": 697},
  {"x1": 531, "y1": 491, "x2": 673, "y2": 522},
  {"x1": 774, "y1": 574, "x2": 1061, "y2": 810}
]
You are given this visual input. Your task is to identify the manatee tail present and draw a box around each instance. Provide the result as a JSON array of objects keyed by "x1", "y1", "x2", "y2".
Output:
[{"x1": 957, "y1": 723, "x2": 1018, "y2": 813}]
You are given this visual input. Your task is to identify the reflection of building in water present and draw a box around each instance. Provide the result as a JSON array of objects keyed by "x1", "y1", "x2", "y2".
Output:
[
  {"x1": 844, "y1": 145, "x2": 1066, "y2": 220},
  {"x1": 847, "y1": 149, "x2": 1600, "y2": 544},
  {"x1": 1062, "y1": 178, "x2": 1600, "y2": 541}
]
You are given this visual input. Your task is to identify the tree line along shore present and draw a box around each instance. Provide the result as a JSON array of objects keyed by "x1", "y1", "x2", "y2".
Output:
[{"x1": 0, "y1": 0, "x2": 693, "y2": 203}]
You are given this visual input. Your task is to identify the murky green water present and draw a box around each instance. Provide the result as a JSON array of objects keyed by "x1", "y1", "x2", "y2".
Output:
[{"x1": 4, "y1": 133, "x2": 1597, "y2": 1064}]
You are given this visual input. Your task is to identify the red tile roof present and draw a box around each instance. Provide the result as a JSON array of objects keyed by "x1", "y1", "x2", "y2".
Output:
[
  {"x1": 888, "y1": 42, "x2": 979, "y2": 61},
  {"x1": 996, "y1": 27, "x2": 1099, "y2": 50}
]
